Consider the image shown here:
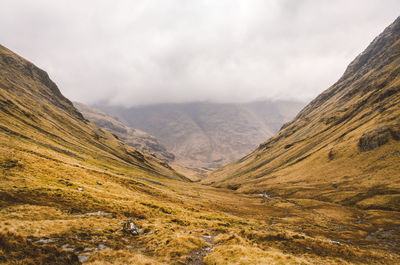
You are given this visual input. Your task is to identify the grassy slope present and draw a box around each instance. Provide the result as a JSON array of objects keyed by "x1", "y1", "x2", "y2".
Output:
[
  {"x1": 206, "y1": 17, "x2": 400, "y2": 212},
  {"x1": 1, "y1": 27, "x2": 400, "y2": 265},
  {"x1": 0, "y1": 44, "x2": 185, "y2": 182}
]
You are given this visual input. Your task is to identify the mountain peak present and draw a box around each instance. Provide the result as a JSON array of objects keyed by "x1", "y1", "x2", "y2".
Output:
[
  {"x1": 0, "y1": 44, "x2": 84, "y2": 120},
  {"x1": 341, "y1": 15, "x2": 400, "y2": 80},
  {"x1": 293, "y1": 16, "x2": 400, "y2": 121}
]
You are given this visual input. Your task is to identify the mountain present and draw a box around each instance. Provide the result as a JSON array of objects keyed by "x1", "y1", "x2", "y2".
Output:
[
  {"x1": 2, "y1": 19, "x2": 400, "y2": 264},
  {"x1": 94, "y1": 100, "x2": 304, "y2": 170},
  {"x1": 0, "y1": 45, "x2": 183, "y2": 182},
  {"x1": 206, "y1": 17, "x2": 400, "y2": 212},
  {"x1": 0, "y1": 43, "x2": 196, "y2": 263},
  {"x1": 73, "y1": 102, "x2": 175, "y2": 162}
]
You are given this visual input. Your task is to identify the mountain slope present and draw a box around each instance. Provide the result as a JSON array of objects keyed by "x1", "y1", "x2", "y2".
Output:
[
  {"x1": 0, "y1": 45, "x2": 184, "y2": 182},
  {"x1": 95, "y1": 101, "x2": 304, "y2": 170},
  {"x1": 73, "y1": 102, "x2": 175, "y2": 162},
  {"x1": 206, "y1": 17, "x2": 400, "y2": 211},
  {"x1": 1, "y1": 37, "x2": 400, "y2": 264}
]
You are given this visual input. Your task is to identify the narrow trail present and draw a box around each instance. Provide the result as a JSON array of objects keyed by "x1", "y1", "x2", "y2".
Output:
[{"x1": 187, "y1": 235, "x2": 215, "y2": 265}]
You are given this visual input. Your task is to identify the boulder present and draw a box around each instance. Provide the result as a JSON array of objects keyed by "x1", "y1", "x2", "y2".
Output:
[{"x1": 122, "y1": 219, "x2": 141, "y2": 235}]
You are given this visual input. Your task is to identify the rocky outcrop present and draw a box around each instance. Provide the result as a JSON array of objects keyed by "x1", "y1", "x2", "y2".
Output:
[
  {"x1": 122, "y1": 219, "x2": 141, "y2": 235},
  {"x1": 359, "y1": 124, "x2": 400, "y2": 151}
]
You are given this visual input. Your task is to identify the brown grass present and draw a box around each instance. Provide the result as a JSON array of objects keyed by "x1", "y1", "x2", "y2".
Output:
[{"x1": 1, "y1": 32, "x2": 400, "y2": 264}]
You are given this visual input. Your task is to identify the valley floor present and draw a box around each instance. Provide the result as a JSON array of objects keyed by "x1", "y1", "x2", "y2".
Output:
[
  {"x1": 1, "y1": 153, "x2": 400, "y2": 264},
  {"x1": 1, "y1": 16, "x2": 400, "y2": 264}
]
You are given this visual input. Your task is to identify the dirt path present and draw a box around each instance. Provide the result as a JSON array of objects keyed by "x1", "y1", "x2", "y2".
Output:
[{"x1": 187, "y1": 235, "x2": 215, "y2": 265}]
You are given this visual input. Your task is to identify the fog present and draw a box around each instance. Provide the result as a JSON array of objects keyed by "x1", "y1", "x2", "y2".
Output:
[{"x1": 1, "y1": 0, "x2": 399, "y2": 106}]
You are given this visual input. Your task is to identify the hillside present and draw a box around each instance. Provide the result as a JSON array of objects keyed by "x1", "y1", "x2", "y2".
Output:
[
  {"x1": 1, "y1": 23, "x2": 400, "y2": 264},
  {"x1": 206, "y1": 17, "x2": 400, "y2": 213},
  {"x1": 95, "y1": 100, "x2": 304, "y2": 170},
  {"x1": 0, "y1": 45, "x2": 184, "y2": 182},
  {"x1": 73, "y1": 102, "x2": 175, "y2": 162}
]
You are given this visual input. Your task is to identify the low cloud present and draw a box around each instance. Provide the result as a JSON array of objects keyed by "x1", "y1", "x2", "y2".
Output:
[{"x1": 1, "y1": 0, "x2": 399, "y2": 106}]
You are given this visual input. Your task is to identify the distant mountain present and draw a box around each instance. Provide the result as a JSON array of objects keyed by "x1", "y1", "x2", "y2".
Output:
[
  {"x1": 74, "y1": 102, "x2": 175, "y2": 162},
  {"x1": 94, "y1": 100, "x2": 305, "y2": 170},
  {"x1": 206, "y1": 17, "x2": 400, "y2": 211}
]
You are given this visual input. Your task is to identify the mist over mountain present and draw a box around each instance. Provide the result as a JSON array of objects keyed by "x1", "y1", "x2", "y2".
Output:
[
  {"x1": 2, "y1": 1, "x2": 400, "y2": 263},
  {"x1": 2, "y1": 1, "x2": 399, "y2": 107},
  {"x1": 94, "y1": 100, "x2": 305, "y2": 170},
  {"x1": 73, "y1": 102, "x2": 175, "y2": 162}
]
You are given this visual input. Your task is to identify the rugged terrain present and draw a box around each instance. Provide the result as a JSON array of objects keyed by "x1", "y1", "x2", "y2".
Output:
[
  {"x1": 73, "y1": 102, "x2": 175, "y2": 162},
  {"x1": 207, "y1": 18, "x2": 400, "y2": 210},
  {"x1": 95, "y1": 100, "x2": 304, "y2": 170},
  {"x1": 1, "y1": 17, "x2": 400, "y2": 265}
]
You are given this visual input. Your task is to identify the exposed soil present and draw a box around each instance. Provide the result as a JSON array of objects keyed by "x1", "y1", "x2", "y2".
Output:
[{"x1": 187, "y1": 235, "x2": 215, "y2": 265}]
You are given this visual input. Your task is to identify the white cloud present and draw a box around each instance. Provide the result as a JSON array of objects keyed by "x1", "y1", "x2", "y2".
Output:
[{"x1": 1, "y1": 0, "x2": 399, "y2": 106}]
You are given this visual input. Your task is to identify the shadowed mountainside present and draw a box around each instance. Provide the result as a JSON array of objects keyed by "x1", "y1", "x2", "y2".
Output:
[
  {"x1": 73, "y1": 102, "x2": 175, "y2": 163},
  {"x1": 206, "y1": 17, "x2": 400, "y2": 212},
  {"x1": 94, "y1": 100, "x2": 304, "y2": 170}
]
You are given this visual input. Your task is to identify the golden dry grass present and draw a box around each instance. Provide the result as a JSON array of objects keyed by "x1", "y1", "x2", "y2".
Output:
[
  {"x1": 1, "y1": 19, "x2": 400, "y2": 264},
  {"x1": 1, "y1": 143, "x2": 399, "y2": 264},
  {"x1": 206, "y1": 24, "x2": 400, "y2": 215}
]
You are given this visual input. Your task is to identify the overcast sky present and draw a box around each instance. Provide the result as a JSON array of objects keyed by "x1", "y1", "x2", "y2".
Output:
[{"x1": 1, "y1": 1, "x2": 399, "y2": 106}]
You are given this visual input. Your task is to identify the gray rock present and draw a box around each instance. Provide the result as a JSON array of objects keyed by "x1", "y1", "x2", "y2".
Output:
[
  {"x1": 98, "y1": 244, "x2": 108, "y2": 250},
  {"x1": 258, "y1": 192, "x2": 270, "y2": 198},
  {"x1": 35, "y1": 238, "x2": 56, "y2": 244},
  {"x1": 328, "y1": 240, "x2": 342, "y2": 246},
  {"x1": 78, "y1": 255, "x2": 89, "y2": 263},
  {"x1": 122, "y1": 219, "x2": 141, "y2": 235},
  {"x1": 78, "y1": 211, "x2": 111, "y2": 217},
  {"x1": 61, "y1": 244, "x2": 74, "y2": 251},
  {"x1": 359, "y1": 124, "x2": 400, "y2": 151}
]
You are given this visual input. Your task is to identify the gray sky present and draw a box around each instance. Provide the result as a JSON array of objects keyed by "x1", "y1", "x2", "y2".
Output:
[{"x1": 1, "y1": 1, "x2": 399, "y2": 106}]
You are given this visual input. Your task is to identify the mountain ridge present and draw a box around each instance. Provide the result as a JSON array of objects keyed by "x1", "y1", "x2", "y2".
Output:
[
  {"x1": 94, "y1": 100, "x2": 305, "y2": 170},
  {"x1": 73, "y1": 102, "x2": 175, "y2": 163},
  {"x1": 206, "y1": 16, "x2": 400, "y2": 212},
  {"x1": 0, "y1": 44, "x2": 185, "y2": 181}
]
